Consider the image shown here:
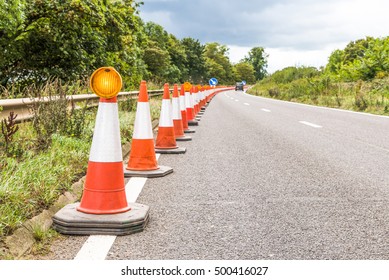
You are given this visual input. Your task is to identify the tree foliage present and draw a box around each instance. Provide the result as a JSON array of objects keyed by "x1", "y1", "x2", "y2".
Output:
[
  {"x1": 0, "y1": 0, "x2": 268, "y2": 94},
  {"x1": 244, "y1": 47, "x2": 268, "y2": 81},
  {"x1": 234, "y1": 62, "x2": 255, "y2": 84},
  {"x1": 203, "y1": 42, "x2": 233, "y2": 84},
  {"x1": 325, "y1": 36, "x2": 389, "y2": 81}
]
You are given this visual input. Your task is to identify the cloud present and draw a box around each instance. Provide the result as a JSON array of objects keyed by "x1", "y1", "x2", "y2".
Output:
[{"x1": 139, "y1": 0, "x2": 389, "y2": 71}]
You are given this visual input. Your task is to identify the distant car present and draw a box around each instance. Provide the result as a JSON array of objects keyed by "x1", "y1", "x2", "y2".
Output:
[{"x1": 235, "y1": 82, "x2": 244, "y2": 91}]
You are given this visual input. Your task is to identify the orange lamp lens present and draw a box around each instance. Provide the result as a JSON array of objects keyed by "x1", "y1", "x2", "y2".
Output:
[
  {"x1": 90, "y1": 67, "x2": 122, "y2": 99},
  {"x1": 183, "y1": 82, "x2": 192, "y2": 92}
]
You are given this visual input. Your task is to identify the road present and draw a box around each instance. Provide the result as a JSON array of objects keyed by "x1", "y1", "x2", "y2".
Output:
[{"x1": 45, "y1": 89, "x2": 389, "y2": 260}]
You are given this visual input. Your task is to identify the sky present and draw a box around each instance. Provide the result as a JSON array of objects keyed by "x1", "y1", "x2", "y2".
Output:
[{"x1": 138, "y1": 0, "x2": 388, "y2": 73}]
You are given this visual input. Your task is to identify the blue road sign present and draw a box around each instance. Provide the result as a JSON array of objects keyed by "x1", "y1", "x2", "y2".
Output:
[{"x1": 209, "y1": 77, "x2": 218, "y2": 86}]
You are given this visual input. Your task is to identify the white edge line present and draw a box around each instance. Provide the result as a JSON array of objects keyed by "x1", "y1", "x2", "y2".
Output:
[
  {"x1": 74, "y1": 154, "x2": 161, "y2": 260},
  {"x1": 243, "y1": 91, "x2": 389, "y2": 119},
  {"x1": 74, "y1": 235, "x2": 117, "y2": 260}
]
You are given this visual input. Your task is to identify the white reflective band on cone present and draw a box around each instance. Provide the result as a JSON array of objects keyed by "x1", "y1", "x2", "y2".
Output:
[
  {"x1": 179, "y1": 95, "x2": 186, "y2": 111},
  {"x1": 159, "y1": 99, "x2": 174, "y2": 127},
  {"x1": 89, "y1": 102, "x2": 122, "y2": 162},
  {"x1": 133, "y1": 102, "x2": 153, "y2": 139},
  {"x1": 172, "y1": 97, "x2": 181, "y2": 120},
  {"x1": 185, "y1": 91, "x2": 191, "y2": 109}
]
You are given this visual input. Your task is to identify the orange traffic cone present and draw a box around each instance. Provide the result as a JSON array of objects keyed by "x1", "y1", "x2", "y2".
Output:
[
  {"x1": 124, "y1": 81, "x2": 173, "y2": 177},
  {"x1": 194, "y1": 85, "x2": 201, "y2": 117},
  {"x1": 180, "y1": 84, "x2": 195, "y2": 133},
  {"x1": 155, "y1": 83, "x2": 186, "y2": 154},
  {"x1": 77, "y1": 96, "x2": 131, "y2": 214},
  {"x1": 186, "y1": 84, "x2": 198, "y2": 126},
  {"x1": 52, "y1": 67, "x2": 149, "y2": 235},
  {"x1": 172, "y1": 84, "x2": 192, "y2": 141}
]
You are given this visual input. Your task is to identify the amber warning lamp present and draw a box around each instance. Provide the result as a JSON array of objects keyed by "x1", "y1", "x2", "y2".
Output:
[
  {"x1": 183, "y1": 81, "x2": 192, "y2": 92},
  {"x1": 90, "y1": 67, "x2": 122, "y2": 99}
]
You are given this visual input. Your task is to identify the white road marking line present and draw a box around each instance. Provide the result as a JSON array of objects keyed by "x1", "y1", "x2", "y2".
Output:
[
  {"x1": 74, "y1": 235, "x2": 116, "y2": 260},
  {"x1": 235, "y1": 99, "x2": 239, "y2": 102},
  {"x1": 126, "y1": 177, "x2": 148, "y2": 203},
  {"x1": 244, "y1": 91, "x2": 389, "y2": 119},
  {"x1": 243, "y1": 103, "x2": 250, "y2": 106},
  {"x1": 261, "y1": 108, "x2": 271, "y2": 112},
  {"x1": 74, "y1": 154, "x2": 161, "y2": 260},
  {"x1": 299, "y1": 121, "x2": 322, "y2": 128}
]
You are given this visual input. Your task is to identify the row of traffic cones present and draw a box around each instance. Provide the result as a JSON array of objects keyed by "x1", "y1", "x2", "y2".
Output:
[{"x1": 53, "y1": 67, "x2": 228, "y2": 236}]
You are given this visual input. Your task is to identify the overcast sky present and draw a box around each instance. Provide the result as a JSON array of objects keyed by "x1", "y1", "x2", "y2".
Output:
[{"x1": 139, "y1": 0, "x2": 388, "y2": 73}]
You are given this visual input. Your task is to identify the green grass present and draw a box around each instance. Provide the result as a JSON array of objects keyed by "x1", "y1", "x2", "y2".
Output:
[
  {"x1": 248, "y1": 77, "x2": 389, "y2": 116},
  {"x1": 0, "y1": 134, "x2": 90, "y2": 237}
]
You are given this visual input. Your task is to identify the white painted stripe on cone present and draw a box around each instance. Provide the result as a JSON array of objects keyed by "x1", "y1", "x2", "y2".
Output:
[
  {"x1": 133, "y1": 102, "x2": 153, "y2": 139},
  {"x1": 194, "y1": 92, "x2": 199, "y2": 104},
  {"x1": 179, "y1": 95, "x2": 186, "y2": 111},
  {"x1": 190, "y1": 92, "x2": 195, "y2": 108},
  {"x1": 159, "y1": 99, "x2": 173, "y2": 127},
  {"x1": 185, "y1": 91, "x2": 191, "y2": 109},
  {"x1": 172, "y1": 97, "x2": 182, "y2": 120},
  {"x1": 89, "y1": 102, "x2": 122, "y2": 162}
]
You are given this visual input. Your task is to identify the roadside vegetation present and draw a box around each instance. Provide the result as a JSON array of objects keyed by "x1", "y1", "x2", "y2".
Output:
[
  {"x1": 0, "y1": 79, "x2": 161, "y2": 249},
  {"x1": 0, "y1": 0, "x2": 267, "y2": 98},
  {"x1": 0, "y1": 0, "x2": 387, "y2": 258},
  {"x1": 248, "y1": 37, "x2": 389, "y2": 115}
]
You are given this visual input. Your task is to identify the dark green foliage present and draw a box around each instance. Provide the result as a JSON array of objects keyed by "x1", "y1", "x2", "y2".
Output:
[
  {"x1": 243, "y1": 47, "x2": 268, "y2": 81},
  {"x1": 0, "y1": 0, "x2": 146, "y2": 91},
  {"x1": 325, "y1": 36, "x2": 389, "y2": 81},
  {"x1": 249, "y1": 37, "x2": 389, "y2": 116}
]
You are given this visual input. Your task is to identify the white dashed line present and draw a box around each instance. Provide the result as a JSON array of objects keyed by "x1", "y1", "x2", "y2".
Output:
[
  {"x1": 299, "y1": 121, "x2": 322, "y2": 128},
  {"x1": 261, "y1": 109, "x2": 271, "y2": 113},
  {"x1": 243, "y1": 103, "x2": 250, "y2": 106}
]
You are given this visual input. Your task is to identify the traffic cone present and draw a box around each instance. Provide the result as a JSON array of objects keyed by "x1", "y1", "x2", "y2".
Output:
[
  {"x1": 155, "y1": 83, "x2": 186, "y2": 154},
  {"x1": 124, "y1": 80, "x2": 173, "y2": 177},
  {"x1": 52, "y1": 67, "x2": 149, "y2": 235},
  {"x1": 77, "y1": 96, "x2": 130, "y2": 214},
  {"x1": 172, "y1": 84, "x2": 192, "y2": 141},
  {"x1": 186, "y1": 86, "x2": 198, "y2": 126},
  {"x1": 180, "y1": 84, "x2": 195, "y2": 133}
]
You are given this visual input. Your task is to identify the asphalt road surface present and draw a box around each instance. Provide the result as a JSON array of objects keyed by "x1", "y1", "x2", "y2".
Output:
[{"x1": 45, "y1": 89, "x2": 389, "y2": 260}]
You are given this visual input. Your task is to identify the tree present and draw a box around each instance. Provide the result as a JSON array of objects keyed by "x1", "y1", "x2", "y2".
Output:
[
  {"x1": 244, "y1": 47, "x2": 268, "y2": 81},
  {"x1": 181, "y1": 37, "x2": 207, "y2": 83},
  {"x1": 166, "y1": 34, "x2": 188, "y2": 83},
  {"x1": 1, "y1": 0, "x2": 145, "y2": 89},
  {"x1": 203, "y1": 42, "x2": 234, "y2": 84},
  {"x1": 234, "y1": 62, "x2": 255, "y2": 84},
  {"x1": 0, "y1": 0, "x2": 25, "y2": 87},
  {"x1": 325, "y1": 36, "x2": 389, "y2": 81}
]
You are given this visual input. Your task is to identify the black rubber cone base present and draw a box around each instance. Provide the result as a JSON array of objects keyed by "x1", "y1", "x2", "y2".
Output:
[
  {"x1": 184, "y1": 128, "x2": 195, "y2": 133},
  {"x1": 176, "y1": 135, "x2": 192, "y2": 141},
  {"x1": 188, "y1": 120, "x2": 199, "y2": 126},
  {"x1": 123, "y1": 165, "x2": 173, "y2": 178},
  {"x1": 52, "y1": 203, "x2": 150, "y2": 236},
  {"x1": 155, "y1": 146, "x2": 186, "y2": 154}
]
